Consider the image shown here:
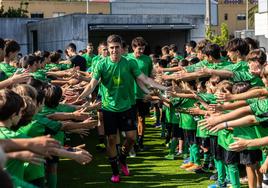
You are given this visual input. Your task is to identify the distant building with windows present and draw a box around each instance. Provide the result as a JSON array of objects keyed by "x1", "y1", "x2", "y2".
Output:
[
  {"x1": 0, "y1": 0, "x2": 218, "y2": 54},
  {"x1": 211, "y1": 0, "x2": 258, "y2": 36},
  {"x1": 0, "y1": 0, "x2": 110, "y2": 18}
]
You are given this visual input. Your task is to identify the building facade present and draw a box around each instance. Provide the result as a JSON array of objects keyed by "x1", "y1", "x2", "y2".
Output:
[
  {"x1": 211, "y1": 0, "x2": 258, "y2": 35},
  {"x1": 1, "y1": 0, "x2": 219, "y2": 54},
  {"x1": 1, "y1": 0, "x2": 110, "y2": 18}
]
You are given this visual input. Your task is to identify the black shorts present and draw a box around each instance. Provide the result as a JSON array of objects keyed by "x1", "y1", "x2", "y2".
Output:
[
  {"x1": 168, "y1": 123, "x2": 183, "y2": 138},
  {"x1": 183, "y1": 130, "x2": 198, "y2": 145},
  {"x1": 223, "y1": 147, "x2": 240, "y2": 164},
  {"x1": 136, "y1": 99, "x2": 150, "y2": 117},
  {"x1": 200, "y1": 137, "x2": 210, "y2": 148},
  {"x1": 240, "y1": 149, "x2": 262, "y2": 165},
  {"x1": 210, "y1": 136, "x2": 223, "y2": 160},
  {"x1": 102, "y1": 107, "x2": 137, "y2": 135}
]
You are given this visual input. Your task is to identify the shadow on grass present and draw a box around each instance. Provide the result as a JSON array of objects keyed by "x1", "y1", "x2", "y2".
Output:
[{"x1": 58, "y1": 127, "x2": 213, "y2": 188}]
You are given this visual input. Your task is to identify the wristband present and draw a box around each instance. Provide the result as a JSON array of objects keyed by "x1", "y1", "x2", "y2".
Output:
[{"x1": 224, "y1": 121, "x2": 228, "y2": 129}]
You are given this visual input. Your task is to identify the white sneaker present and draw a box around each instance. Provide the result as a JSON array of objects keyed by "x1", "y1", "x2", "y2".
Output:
[{"x1": 129, "y1": 147, "x2": 136, "y2": 158}]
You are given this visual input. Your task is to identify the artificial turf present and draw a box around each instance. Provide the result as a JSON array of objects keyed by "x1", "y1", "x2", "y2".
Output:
[{"x1": 58, "y1": 119, "x2": 218, "y2": 188}]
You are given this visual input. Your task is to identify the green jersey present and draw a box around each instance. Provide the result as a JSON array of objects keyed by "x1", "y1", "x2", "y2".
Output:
[
  {"x1": 45, "y1": 63, "x2": 70, "y2": 71},
  {"x1": 223, "y1": 60, "x2": 249, "y2": 72},
  {"x1": 249, "y1": 99, "x2": 268, "y2": 122},
  {"x1": 231, "y1": 71, "x2": 264, "y2": 87},
  {"x1": 126, "y1": 53, "x2": 153, "y2": 99},
  {"x1": 24, "y1": 162, "x2": 45, "y2": 181},
  {"x1": 82, "y1": 53, "x2": 96, "y2": 68},
  {"x1": 196, "y1": 93, "x2": 218, "y2": 137},
  {"x1": 174, "y1": 55, "x2": 184, "y2": 61},
  {"x1": 185, "y1": 60, "x2": 208, "y2": 73},
  {"x1": 206, "y1": 61, "x2": 232, "y2": 70},
  {"x1": 11, "y1": 175, "x2": 37, "y2": 188},
  {"x1": 91, "y1": 55, "x2": 103, "y2": 72},
  {"x1": 91, "y1": 55, "x2": 105, "y2": 97},
  {"x1": 39, "y1": 104, "x2": 76, "y2": 115},
  {"x1": 0, "y1": 127, "x2": 27, "y2": 179},
  {"x1": 217, "y1": 129, "x2": 235, "y2": 150},
  {"x1": 93, "y1": 56, "x2": 142, "y2": 112},
  {"x1": 171, "y1": 97, "x2": 197, "y2": 130},
  {"x1": 18, "y1": 114, "x2": 62, "y2": 138},
  {"x1": 165, "y1": 99, "x2": 180, "y2": 124},
  {"x1": 0, "y1": 62, "x2": 16, "y2": 80},
  {"x1": 30, "y1": 69, "x2": 48, "y2": 82}
]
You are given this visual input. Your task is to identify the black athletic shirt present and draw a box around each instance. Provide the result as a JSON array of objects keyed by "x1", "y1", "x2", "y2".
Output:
[{"x1": 70, "y1": 55, "x2": 87, "y2": 71}]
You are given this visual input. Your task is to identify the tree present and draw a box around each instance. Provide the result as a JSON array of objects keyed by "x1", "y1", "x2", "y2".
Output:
[
  {"x1": 0, "y1": 1, "x2": 28, "y2": 18},
  {"x1": 206, "y1": 23, "x2": 229, "y2": 46}
]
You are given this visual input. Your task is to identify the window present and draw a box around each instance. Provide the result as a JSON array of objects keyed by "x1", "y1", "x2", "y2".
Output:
[
  {"x1": 52, "y1": 12, "x2": 65, "y2": 18},
  {"x1": 224, "y1": 13, "x2": 228, "y2": 20},
  {"x1": 30, "y1": 13, "x2": 44, "y2": 18},
  {"x1": 237, "y1": 13, "x2": 246, "y2": 20},
  {"x1": 224, "y1": 0, "x2": 243, "y2": 4}
]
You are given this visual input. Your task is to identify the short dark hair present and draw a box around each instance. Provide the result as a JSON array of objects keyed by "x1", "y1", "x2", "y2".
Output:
[
  {"x1": 186, "y1": 40, "x2": 197, "y2": 49},
  {"x1": 50, "y1": 52, "x2": 61, "y2": 63},
  {"x1": 4, "y1": 40, "x2": 20, "y2": 57},
  {"x1": 179, "y1": 59, "x2": 189, "y2": 67},
  {"x1": 225, "y1": 38, "x2": 249, "y2": 56},
  {"x1": 20, "y1": 54, "x2": 37, "y2": 68},
  {"x1": 244, "y1": 37, "x2": 259, "y2": 50},
  {"x1": 107, "y1": 34, "x2": 123, "y2": 45},
  {"x1": 196, "y1": 39, "x2": 210, "y2": 52},
  {"x1": 189, "y1": 57, "x2": 200, "y2": 65},
  {"x1": 17, "y1": 96, "x2": 37, "y2": 127},
  {"x1": 12, "y1": 84, "x2": 37, "y2": 102},
  {"x1": 131, "y1": 37, "x2": 148, "y2": 48},
  {"x1": 66, "y1": 43, "x2": 77, "y2": 52},
  {"x1": 232, "y1": 82, "x2": 251, "y2": 94},
  {"x1": 202, "y1": 43, "x2": 221, "y2": 60},
  {"x1": 44, "y1": 84, "x2": 62, "y2": 108},
  {"x1": 0, "y1": 89, "x2": 25, "y2": 121},
  {"x1": 161, "y1": 45, "x2": 170, "y2": 53},
  {"x1": 169, "y1": 44, "x2": 178, "y2": 52},
  {"x1": 246, "y1": 49, "x2": 267, "y2": 65}
]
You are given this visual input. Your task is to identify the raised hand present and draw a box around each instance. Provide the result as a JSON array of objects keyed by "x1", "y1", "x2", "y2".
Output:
[
  {"x1": 16, "y1": 151, "x2": 45, "y2": 165},
  {"x1": 216, "y1": 92, "x2": 233, "y2": 103},
  {"x1": 209, "y1": 104, "x2": 224, "y2": 112},
  {"x1": 10, "y1": 72, "x2": 31, "y2": 84},
  {"x1": 72, "y1": 149, "x2": 93, "y2": 165},
  {"x1": 198, "y1": 116, "x2": 219, "y2": 131},
  {"x1": 29, "y1": 135, "x2": 60, "y2": 158},
  {"x1": 228, "y1": 137, "x2": 249, "y2": 151}
]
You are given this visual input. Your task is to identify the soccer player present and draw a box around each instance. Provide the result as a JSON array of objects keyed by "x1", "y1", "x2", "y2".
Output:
[{"x1": 77, "y1": 34, "x2": 167, "y2": 183}]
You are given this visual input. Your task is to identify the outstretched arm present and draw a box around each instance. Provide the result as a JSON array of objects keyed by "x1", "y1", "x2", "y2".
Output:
[
  {"x1": 77, "y1": 78, "x2": 99, "y2": 100},
  {"x1": 198, "y1": 106, "x2": 253, "y2": 130},
  {"x1": 217, "y1": 88, "x2": 268, "y2": 102},
  {"x1": 137, "y1": 73, "x2": 167, "y2": 91},
  {"x1": 209, "y1": 115, "x2": 257, "y2": 133}
]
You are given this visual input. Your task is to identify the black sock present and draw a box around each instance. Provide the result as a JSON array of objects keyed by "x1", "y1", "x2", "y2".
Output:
[
  {"x1": 165, "y1": 125, "x2": 172, "y2": 144},
  {"x1": 116, "y1": 144, "x2": 121, "y2": 155},
  {"x1": 138, "y1": 135, "x2": 144, "y2": 147},
  {"x1": 119, "y1": 146, "x2": 128, "y2": 165},
  {"x1": 98, "y1": 135, "x2": 105, "y2": 144},
  {"x1": 109, "y1": 157, "x2": 119, "y2": 175}
]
